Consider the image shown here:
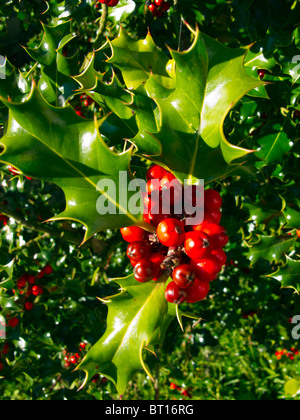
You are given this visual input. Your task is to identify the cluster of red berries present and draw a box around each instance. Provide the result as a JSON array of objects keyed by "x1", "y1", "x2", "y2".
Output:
[
  {"x1": 97, "y1": 0, "x2": 119, "y2": 8},
  {"x1": 120, "y1": 164, "x2": 228, "y2": 305},
  {"x1": 170, "y1": 382, "x2": 192, "y2": 398},
  {"x1": 13, "y1": 264, "x2": 53, "y2": 312},
  {"x1": 75, "y1": 94, "x2": 95, "y2": 118},
  {"x1": 63, "y1": 342, "x2": 87, "y2": 369},
  {"x1": 275, "y1": 348, "x2": 299, "y2": 361},
  {"x1": 148, "y1": 0, "x2": 170, "y2": 17}
]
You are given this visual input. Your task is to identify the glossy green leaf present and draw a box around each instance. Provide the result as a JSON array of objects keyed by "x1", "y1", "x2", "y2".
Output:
[
  {"x1": 24, "y1": 20, "x2": 79, "y2": 105},
  {"x1": 108, "y1": 28, "x2": 170, "y2": 90},
  {"x1": 127, "y1": 27, "x2": 263, "y2": 183},
  {"x1": 77, "y1": 275, "x2": 171, "y2": 395},
  {"x1": 247, "y1": 234, "x2": 296, "y2": 266},
  {"x1": 255, "y1": 122, "x2": 295, "y2": 164},
  {"x1": 269, "y1": 256, "x2": 300, "y2": 293},
  {"x1": 0, "y1": 85, "x2": 148, "y2": 241},
  {"x1": 283, "y1": 206, "x2": 300, "y2": 229}
]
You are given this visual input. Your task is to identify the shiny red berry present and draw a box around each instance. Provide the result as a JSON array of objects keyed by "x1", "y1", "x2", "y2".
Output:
[
  {"x1": 120, "y1": 226, "x2": 147, "y2": 243},
  {"x1": 146, "y1": 165, "x2": 169, "y2": 181},
  {"x1": 172, "y1": 264, "x2": 196, "y2": 289},
  {"x1": 184, "y1": 231, "x2": 210, "y2": 260},
  {"x1": 165, "y1": 281, "x2": 188, "y2": 304},
  {"x1": 191, "y1": 255, "x2": 222, "y2": 282},
  {"x1": 126, "y1": 241, "x2": 151, "y2": 262},
  {"x1": 204, "y1": 189, "x2": 222, "y2": 211},
  {"x1": 157, "y1": 218, "x2": 185, "y2": 247},
  {"x1": 197, "y1": 223, "x2": 229, "y2": 249},
  {"x1": 134, "y1": 259, "x2": 158, "y2": 282},
  {"x1": 185, "y1": 279, "x2": 210, "y2": 303},
  {"x1": 32, "y1": 285, "x2": 43, "y2": 296},
  {"x1": 211, "y1": 248, "x2": 227, "y2": 266}
]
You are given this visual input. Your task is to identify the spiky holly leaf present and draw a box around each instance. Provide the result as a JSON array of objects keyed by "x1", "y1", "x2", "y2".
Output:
[
  {"x1": 0, "y1": 85, "x2": 149, "y2": 242},
  {"x1": 77, "y1": 274, "x2": 196, "y2": 395},
  {"x1": 111, "y1": 27, "x2": 263, "y2": 183},
  {"x1": 268, "y1": 256, "x2": 300, "y2": 293},
  {"x1": 108, "y1": 28, "x2": 170, "y2": 90},
  {"x1": 24, "y1": 20, "x2": 79, "y2": 105},
  {"x1": 247, "y1": 234, "x2": 296, "y2": 266},
  {"x1": 0, "y1": 58, "x2": 31, "y2": 102},
  {"x1": 283, "y1": 206, "x2": 300, "y2": 229},
  {"x1": 255, "y1": 121, "x2": 296, "y2": 164}
]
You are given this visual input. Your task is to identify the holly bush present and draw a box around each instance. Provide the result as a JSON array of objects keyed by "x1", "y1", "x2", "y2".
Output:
[{"x1": 0, "y1": 0, "x2": 300, "y2": 401}]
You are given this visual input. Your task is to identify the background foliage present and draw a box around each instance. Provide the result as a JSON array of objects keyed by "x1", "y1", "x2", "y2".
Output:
[{"x1": 0, "y1": 0, "x2": 300, "y2": 400}]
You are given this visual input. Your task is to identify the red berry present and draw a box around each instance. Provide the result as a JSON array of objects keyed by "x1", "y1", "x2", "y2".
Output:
[
  {"x1": 165, "y1": 281, "x2": 187, "y2": 304},
  {"x1": 1, "y1": 343, "x2": 10, "y2": 355},
  {"x1": 204, "y1": 189, "x2": 222, "y2": 211},
  {"x1": 27, "y1": 275, "x2": 36, "y2": 285},
  {"x1": 70, "y1": 355, "x2": 78, "y2": 364},
  {"x1": 191, "y1": 255, "x2": 222, "y2": 282},
  {"x1": 24, "y1": 301, "x2": 34, "y2": 311},
  {"x1": 210, "y1": 248, "x2": 227, "y2": 266},
  {"x1": 107, "y1": 0, "x2": 119, "y2": 5},
  {"x1": 154, "y1": 0, "x2": 163, "y2": 5},
  {"x1": 157, "y1": 218, "x2": 185, "y2": 247},
  {"x1": 148, "y1": 3, "x2": 157, "y2": 13},
  {"x1": 160, "y1": 174, "x2": 183, "y2": 208},
  {"x1": 146, "y1": 179, "x2": 161, "y2": 195},
  {"x1": 43, "y1": 265, "x2": 53, "y2": 275},
  {"x1": 185, "y1": 279, "x2": 210, "y2": 303},
  {"x1": 146, "y1": 165, "x2": 169, "y2": 181},
  {"x1": 134, "y1": 259, "x2": 158, "y2": 282},
  {"x1": 197, "y1": 223, "x2": 229, "y2": 249},
  {"x1": 150, "y1": 253, "x2": 165, "y2": 267},
  {"x1": 17, "y1": 277, "x2": 27, "y2": 289},
  {"x1": 203, "y1": 209, "x2": 222, "y2": 225},
  {"x1": 297, "y1": 230, "x2": 300, "y2": 238},
  {"x1": 8, "y1": 317, "x2": 19, "y2": 328},
  {"x1": 172, "y1": 264, "x2": 196, "y2": 289},
  {"x1": 120, "y1": 226, "x2": 147, "y2": 243},
  {"x1": 32, "y1": 285, "x2": 43, "y2": 296},
  {"x1": 126, "y1": 241, "x2": 151, "y2": 262},
  {"x1": 161, "y1": 1, "x2": 170, "y2": 11},
  {"x1": 257, "y1": 69, "x2": 266, "y2": 79},
  {"x1": 184, "y1": 231, "x2": 210, "y2": 260},
  {"x1": 170, "y1": 382, "x2": 177, "y2": 390}
]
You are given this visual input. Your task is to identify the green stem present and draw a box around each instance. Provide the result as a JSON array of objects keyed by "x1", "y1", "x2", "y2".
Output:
[{"x1": 94, "y1": 4, "x2": 108, "y2": 50}]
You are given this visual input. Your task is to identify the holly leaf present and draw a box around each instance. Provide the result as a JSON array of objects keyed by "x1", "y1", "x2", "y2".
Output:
[
  {"x1": 108, "y1": 28, "x2": 170, "y2": 90},
  {"x1": 0, "y1": 85, "x2": 148, "y2": 242},
  {"x1": 269, "y1": 256, "x2": 300, "y2": 293},
  {"x1": 283, "y1": 206, "x2": 300, "y2": 229},
  {"x1": 77, "y1": 275, "x2": 171, "y2": 395},
  {"x1": 247, "y1": 234, "x2": 296, "y2": 266},
  {"x1": 24, "y1": 20, "x2": 79, "y2": 105},
  {"x1": 117, "y1": 27, "x2": 264, "y2": 183},
  {"x1": 77, "y1": 274, "x2": 199, "y2": 395},
  {"x1": 255, "y1": 121, "x2": 296, "y2": 164}
]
